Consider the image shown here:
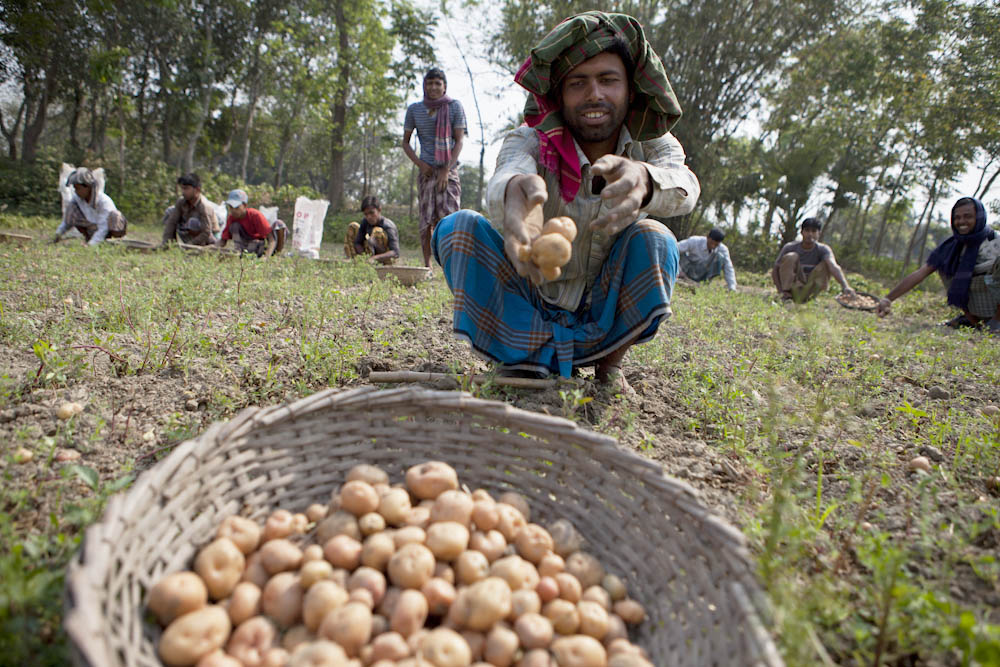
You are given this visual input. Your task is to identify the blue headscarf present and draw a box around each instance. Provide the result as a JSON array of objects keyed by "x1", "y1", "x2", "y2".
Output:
[{"x1": 926, "y1": 197, "x2": 993, "y2": 309}]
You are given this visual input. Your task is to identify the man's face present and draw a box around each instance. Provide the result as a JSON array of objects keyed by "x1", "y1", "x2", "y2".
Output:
[
  {"x1": 227, "y1": 203, "x2": 247, "y2": 219},
  {"x1": 73, "y1": 183, "x2": 92, "y2": 200},
  {"x1": 800, "y1": 227, "x2": 820, "y2": 245},
  {"x1": 181, "y1": 185, "x2": 199, "y2": 203},
  {"x1": 559, "y1": 51, "x2": 630, "y2": 147},
  {"x1": 952, "y1": 203, "x2": 977, "y2": 235},
  {"x1": 424, "y1": 77, "x2": 446, "y2": 101},
  {"x1": 706, "y1": 238, "x2": 720, "y2": 252},
  {"x1": 362, "y1": 207, "x2": 380, "y2": 225}
]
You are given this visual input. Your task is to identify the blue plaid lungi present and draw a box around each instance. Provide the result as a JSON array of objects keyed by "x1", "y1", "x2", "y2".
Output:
[{"x1": 433, "y1": 209, "x2": 677, "y2": 378}]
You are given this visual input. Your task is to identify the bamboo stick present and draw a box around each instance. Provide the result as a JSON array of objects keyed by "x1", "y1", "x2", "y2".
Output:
[{"x1": 369, "y1": 370, "x2": 559, "y2": 389}]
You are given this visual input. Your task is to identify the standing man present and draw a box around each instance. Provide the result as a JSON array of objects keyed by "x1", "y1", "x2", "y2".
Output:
[
  {"x1": 51, "y1": 167, "x2": 127, "y2": 246},
  {"x1": 159, "y1": 173, "x2": 220, "y2": 247},
  {"x1": 772, "y1": 217, "x2": 854, "y2": 302},
  {"x1": 677, "y1": 228, "x2": 737, "y2": 291},
  {"x1": 345, "y1": 195, "x2": 401, "y2": 265},
  {"x1": 433, "y1": 12, "x2": 699, "y2": 392},
  {"x1": 402, "y1": 68, "x2": 466, "y2": 270},
  {"x1": 217, "y1": 189, "x2": 280, "y2": 258}
]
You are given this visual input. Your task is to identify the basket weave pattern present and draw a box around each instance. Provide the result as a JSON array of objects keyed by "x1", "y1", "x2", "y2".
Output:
[{"x1": 64, "y1": 386, "x2": 783, "y2": 666}]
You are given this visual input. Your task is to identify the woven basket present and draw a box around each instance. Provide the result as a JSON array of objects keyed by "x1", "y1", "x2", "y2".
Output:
[
  {"x1": 64, "y1": 386, "x2": 783, "y2": 666},
  {"x1": 375, "y1": 265, "x2": 431, "y2": 286}
]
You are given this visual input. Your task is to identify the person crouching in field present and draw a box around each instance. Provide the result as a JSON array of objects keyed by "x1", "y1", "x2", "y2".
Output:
[
  {"x1": 433, "y1": 11, "x2": 699, "y2": 392},
  {"x1": 51, "y1": 168, "x2": 127, "y2": 246},
  {"x1": 677, "y1": 228, "x2": 737, "y2": 291},
  {"x1": 877, "y1": 196, "x2": 1000, "y2": 332},
  {"x1": 217, "y1": 189, "x2": 285, "y2": 258},
  {"x1": 344, "y1": 196, "x2": 400, "y2": 265},
  {"x1": 158, "y1": 173, "x2": 220, "y2": 247},
  {"x1": 772, "y1": 217, "x2": 854, "y2": 303}
]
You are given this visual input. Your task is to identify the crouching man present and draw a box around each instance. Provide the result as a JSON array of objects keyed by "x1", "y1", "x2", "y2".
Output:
[
  {"x1": 52, "y1": 168, "x2": 127, "y2": 246},
  {"x1": 217, "y1": 189, "x2": 285, "y2": 258},
  {"x1": 159, "y1": 173, "x2": 220, "y2": 247}
]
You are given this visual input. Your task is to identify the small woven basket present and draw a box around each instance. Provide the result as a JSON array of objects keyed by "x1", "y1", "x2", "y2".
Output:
[
  {"x1": 375, "y1": 265, "x2": 431, "y2": 287},
  {"x1": 64, "y1": 386, "x2": 783, "y2": 666}
]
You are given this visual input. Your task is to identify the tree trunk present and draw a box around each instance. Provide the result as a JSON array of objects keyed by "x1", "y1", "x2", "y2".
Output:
[
  {"x1": 901, "y1": 175, "x2": 939, "y2": 275},
  {"x1": 0, "y1": 99, "x2": 25, "y2": 159},
  {"x1": 183, "y1": 82, "x2": 213, "y2": 173},
  {"x1": 157, "y1": 55, "x2": 173, "y2": 164},
  {"x1": 327, "y1": 0, "x2": 351, "y2": 211},
  {"x1": 118, "y1": 93, "x2": 126, "y2": 193},
  {"x1": 240, "y1": 78, "x2": 261, "y2": 182},
  {"x1": 21, "y1": 75, "x2": 55, "y2": 163},
  {"x1": 69, "y1": 81, "x2": 83, "y2": 151},
  {"x1": 872, "y1": 147, "x2": 914, "y2": 256},
  {"x1": 916, "y1": 193, "x2": 941, "y2": 266}
]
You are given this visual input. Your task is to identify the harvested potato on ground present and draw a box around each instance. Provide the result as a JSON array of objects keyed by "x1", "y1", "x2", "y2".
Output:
[
  {"x1": 226, "y1": 615, "x2": 278, "y2": 667},
  {"x1": 543, "y1": 598, "x2": 580, "y2": 635},
  {"x1": 370, "y1": 631, "x2": 411, "y2": 662},
  {"x1": 195, "y1": 649, "x2": 241, "y2": 667},
  {"x1": 536, "y1": 576, "x2": 559, "y2": 603},
  {"x1": 306, "y1": 504, "x2": 328, "y2": 523},
  {"x1": 406, "y1": 461, "x2": 460, "y2": 500},
  {"x1": 241, "y1": 552, "x2": 270, "y2": 589},
  {"x1": 471, "y1": 493, "x2": 499, "y2": 532},
  {"x1": 494, "y1": 504, "x2": 527, "y2": 542},
  {"x1": 422, "y1": 577, "x2": 458, "y2": 616},
  {"x1": 159, "y1": 606, "x2": 232, "y2": 667},
  {"x1": 303, "y1": 544, "x2": 325, "y2": 562},
  {"x1": 555, "y1": 572, "x2": 583, "y2": 603},
  {"x1": 497, "y1": 492, "x2": 531, "y2": 523},
  {"x1": 361, "y1": 532, "x2": 396, "y2": 571},
  {"x1": 194, "y1": 538, "x2": 246, "y2": 600},
  {"x1": 551, "y1": 634, "x2": 607, "y2": 667},
  {"x1": 419, "y1": 627, "x2": 472, "y2": 667},
  {"x1": 393, "y1": 525, "x2": 427, "y2": 548},
  {"x1": 519, "y1": 648, "x2": 555, "y2": 667},
  {"x1": 359, "y1": 512, "x2": 387, "y2": 536},
  {"x1": 469, "y1": 530, "x2": 506, "y2": 563},
  {"x1": 261, "y1": 647, "x2": 291, "y2": 667},
  {"x1": 509, "y1": 589, "x2": 542, "y2": 619},
  {"x1": 490, "y1": 555, "x2": 539, "y2": 592},
  {"x1": 604, "y1": 615, "x2": 628, "y2": 644},
  {"x1": 455, "y1": 550, "x2": 490, "y2": 586},
  {"x1": 148, "y1": 571, "x2": 208, "y2": 626},
  {"x1": 582, "y1": 585, "x2": 611, "y2": 611},
  {"x1": 577, "y1": 600, "x2": 609, "y2": 639},
  {"x1": 537, "y1": 552, "x2": 565, "y2": 578},
  {"x1": 514, "y1": 524, "x2": 553, "y2": 563},
  {"x1": 217, "y1": 516, "x2": 262, "y2": 555}
]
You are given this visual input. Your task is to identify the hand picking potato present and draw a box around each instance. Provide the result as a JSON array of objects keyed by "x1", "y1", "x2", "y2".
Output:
[
  {"x1": 148, "y1": 571, "x2": 208, "y2": 626},
  {"x1": 159, "y1": 605, "x2": 231, "y2": 667}
]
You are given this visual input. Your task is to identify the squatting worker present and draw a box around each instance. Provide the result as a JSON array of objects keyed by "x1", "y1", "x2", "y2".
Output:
[
  {"x1": 677, "y1": 228, "x2": 737, "y2": 291},
  {"x1": 344, "y1": 195, "x2": 400, "y2": 265},
  {"x1": 159, "y1": 172, "x2": 220, "y2": 247},
  {"x1": 217, "y1": 189, "x2": 283, "y2": 258},
  {"x1": 432, "y1": 11, "x2": 699, "y2": 391},
  {"x1": 52, "y1": 167, "x2": 127, "y2": 246},
  {"x1": 772, "y1": 217, "x2": 854, "y2": 303},
  {"x1": 877, "y1": 197, "x2": 1000, "y2": 332},
  {"x1": 402, "y1": 67, "x2": 466, "y2": 271}
]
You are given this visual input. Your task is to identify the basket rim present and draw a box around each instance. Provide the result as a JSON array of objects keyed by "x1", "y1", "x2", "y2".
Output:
[{"x1": 63, "y1": 385, "x2": 782, "y2": 666}]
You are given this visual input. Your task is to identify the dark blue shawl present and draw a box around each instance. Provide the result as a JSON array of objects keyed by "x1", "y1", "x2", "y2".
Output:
[{"x1": 926, "y1": 197, "x2": 993, "y2": 309}]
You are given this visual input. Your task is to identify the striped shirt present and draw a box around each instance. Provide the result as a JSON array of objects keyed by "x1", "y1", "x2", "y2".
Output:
[
  {"x1": 404, "y1": 100, "x2": 467, "y2": 166},
  {"x1": 487, "y1": 126, "x2": 700, "y2": 312}
]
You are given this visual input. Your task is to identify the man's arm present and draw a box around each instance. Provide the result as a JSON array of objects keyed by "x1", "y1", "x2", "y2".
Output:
[
  {"x1": 161, "y1": 203, "x2": 182, "y2": 244},
  {"x1": 824, "y1": 252, "x2": 854, "y2": 295},
  {"x1": 354, "y1": 221, "x2": 368, "y2": 256},
  {"x1": 771, "y1": 244, "x2": 790, "y2": 291},
  {"x1": 719, "y1": 245, "x2": 738, "y2": 291},
  {"x1": 402, "y1": 126, "x2": 433, "y2": 177},
  {"x1": 877, "y1": 264, "x2": 936, "y2": 316},
  {"x1": 436, "y1": 126, "x2": 465, "y2": 191},
  {"x1": 88, "y1": 196, "x2": 113, "y2": 245}
]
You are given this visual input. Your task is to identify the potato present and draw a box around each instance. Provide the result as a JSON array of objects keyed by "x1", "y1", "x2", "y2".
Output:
[
  {"x1": 306, "y1": 504, "x2": 328, "y2": 523},
  {"x1": 537, "y1": 552, "x2": 565, "y2": 578},
  {"x1": 349, "y1": 566, "x2": 388, "y2": 606},
  {"x1": 530, "y1": 234, "x2": 571, "y2": 281},
  {"x1": 261, "y1": 647, "x2": 291, "y2": 667},
  {"x1": 548, "y1": 519, "x2": 583, "y2": 558},
  {"x1": 469, "y1": 530, "x2": 507, "y2": 562},
  {"x1": 159, "y1": 606, "x2": 232, "y2": 667},
  {"x1": 261, "y1": 572, "x2": 303, "y2": 628},
  {"x1": 282, "y1": 624, "x2": 314, "y2": 652},
  {"x1": 565, "y1": 552, "x2": 604, "y2": 590},
  {"x1": 514, "y1": 612, "x2": 553, "y2": 650},
  {"x1": 490, "y1": 555, "x2": 539, "y2": 591},
  {"x1": 316, "y1": 510, "x2": 362, "y2": 544},
  {"x1": 241, "y1": 552, "x2": 270, "y2": 589},
  {"x1": 514, "y1": 524, "x2": 553, "y2": 563},
  {"x1": 419, "y1": 627, "x2": 472, "y2": 667},
  {"x1": 494, "y1": 504, "x2": 527, "y2": 542},
  {"x1": 227, "y1": 582, "x2": 263, "y2": 626},
  {"x1": 303, "y1": 544, "x2": 325, "y2": 562},
  {"x1": 323, "y1": 534, "x2": 362, "y2": 570},
  {"x1": 405, "y1": 461, "x2": 459, "y2": 500},
  {"x1": 518, "y1": 649, "x2": 554, "y2": 667},
  {"x1": 346, "y1": 463, "x2": 390, "y2": 486},
  {"x1": 388, "y1": 543, "x2": 436, "y2": 589},
  {"x1": 430, "y1": 490, "x2": 475, "y2": 526},
  {"x1": 577, "y1": 601, "x2": 609, "y2": 639},
  {"x1": 391, "y1": 589, "x2": 429, "y2": 637},
  {"x1": 555, "y1": 572, "x2": 582, "y2": 603},
  {"x1": 260, "y1": 538, "x2": 304, "y2": 575},
  {"x1": 542, "y1": 216, "x2": 577, "y2": 243},
  {"x1": 288, "y1": 639, "x2": 350, "y2": 667},
  {"x1": 361, "y1": 532, "x2": 396, "y2": 571},
  {"x1": 393, "y1": 525, "x2": 428, "y2": 548},
  {"x1": 148, "y1": 571, "x2": 208, "y2": 626},
  {"x1": 370, "y1": 631, "x2": 411, "y2": 662},
  {"x1": 405, "y1": 505, "x2": 432, "y2": 528},
  {"x1": 435, "y1": 562, "x2": 456, "y2": 584},
  {"x1": 340, "y1": 480, "x2": 381, "y2": 516},
  {"x1": 227, "y1": 615, "x2": 277, "y2": 667},
  {"x1": 359, "y1": 512, "x2": 387, "y2": 536},
  {"x1": 543, "y1": 599, "x2": 580, "y2": 635},
  {"x1": 509, "y1": 589, "x2": 542, "y2": 619},
  {"x1": 301, "y1": 559, "x2": 335, "y2": 590},
  {"x1": 612, "y1": 599, "x2": 645, "y2": 625},
  {"x1": 317, "y1": 601, "x2": 372, "y2": 657},
  {"x1": 604, "y1": 615, "x2": 628, "y2": 644},
  {"x1": 550, "y1": 635, "x2": 606, "y2": 667},
  {"x1": 302, "y1": 580, "x2": 349, "y2": 632},
  {"x1": 376, "y1": 586, "x2": 402, "y2": 618},
  {"x1": 461, "y1": 630, "x2": 486, "y2": 662},
  {"x1": 195, "y1": 650, "x2": 242, "y2": 667},
  {"x1": 292, "y1": 513, "x2": 309, "y2": 534},
  {"x1": 378, "y1": 488, "x2": 413, "y2": 526},
  {"x1": 455, "y1": 550, "x2": 490, "y2": 586},
  {"x1": 537, "y1": 576, "x2": 559, "y2": 603},
  {"x1": 217, "y1": 516, "x2": 262, "y2": 555},
  {"x1": 349, "y1": 586, "x2": 375, "y2": 609},
  {"x1": 471, "y1": 495, "x2": 499, "y2": 532},
  {"x1": 426, "y1": 522, "x2": 470, "y2": 561},
  {"x1": 421, "y1": 577, "x2": 457, "y2": 616},
  {"x1": 195, "y1": 538, "x2": 246, "y2": 600},
  {"x1": 484, "y1": 624, "x2": 519, "y2": 667},
  {"x1": 263, "y1": 509, "x2": 296, "y2": 542},
  {"x1": 455, "y1": 577, "x2": 512, "y2": 631}
]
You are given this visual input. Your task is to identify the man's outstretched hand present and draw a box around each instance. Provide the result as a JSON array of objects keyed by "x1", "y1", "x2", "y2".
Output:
[
  {"x1": 590, "y1": 155, "x2": 652, "y2": 236},
  {"x1": 503, "y1": 174, "x2": 546, "y2": 285}
]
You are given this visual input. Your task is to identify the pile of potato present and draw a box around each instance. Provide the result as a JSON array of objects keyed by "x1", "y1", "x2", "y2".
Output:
[{"x1": 147, "y1": 461, "x2": 653, "y2": 667}]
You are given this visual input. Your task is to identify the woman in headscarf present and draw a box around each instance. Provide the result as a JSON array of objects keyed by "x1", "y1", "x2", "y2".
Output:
[
  {"x1": 52, "y1": 167, "x2": 127, "y2": 246},
  {"x1": 877, "y1": 197, "x2": 1000, "y2": 332}
]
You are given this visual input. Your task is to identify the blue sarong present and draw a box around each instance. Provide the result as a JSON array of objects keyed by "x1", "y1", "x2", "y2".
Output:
[{"x1": 433, "y1": 209, "x2": 677, "y2": 378}]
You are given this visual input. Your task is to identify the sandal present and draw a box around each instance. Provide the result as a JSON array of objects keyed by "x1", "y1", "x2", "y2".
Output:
[{"x1": 941, "y1": 315, "x2": 982, "y2": 329}]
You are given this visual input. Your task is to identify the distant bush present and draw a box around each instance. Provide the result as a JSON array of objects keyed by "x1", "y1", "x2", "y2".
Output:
[{"x1": 0, "y1": 157, "x2": 62, "y2": 217}]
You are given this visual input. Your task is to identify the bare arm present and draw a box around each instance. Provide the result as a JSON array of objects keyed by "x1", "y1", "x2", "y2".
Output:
[
  {"x1": 825, "y1": 254, "x2": 854, "y2": 294},
  {"x1": 877, "y1": 264, "x2": 936, "y2": 316},
  {"x1": 402, "y1": 128, "x2": 433, "y2": 176}
]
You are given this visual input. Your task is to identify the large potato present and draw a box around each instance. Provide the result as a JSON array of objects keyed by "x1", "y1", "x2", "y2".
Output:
[
  {"x1": 148, "y1": 571, "x2": 208, "y2": 626},
  {"x1": 227, "y1": 582, "x2": 262, "y2": 626},
  {"x1": 226, "y1": 616, "x2": 277, "y2": 667},
  {"x1": 426, "y1": 521, "x2": 470, "y2": 561},
  {"x1": 388, "y1": 543, "x2": 436, "y2": 589},
  {"x1": 217, "y1": 516, "x2": 262, "y2": 555},
  {"x1": 565, "y1": 552, "x2": 604, "y2": 590},
  {"x1": 159, "y1": 605, "x2": 232, "y2": 667},
  {"x1": 317, "y1": 601, "x2": 373, "y2": 657},
  {"x1": 405, "y1": 461, "x2": 459, "y2": 500},
  {"x1": 288, "y1": 639, "x2": 350, "y2": 667},
  {"x1": 346, "y1": 464, "x2": 390, "y2": 486},
  {"x1": 430, "y1": 490, "x2": 475, "y2": 526},
  {"x1": 259, "y1": 538, "x2": 304, "y2": 575},
  {"x1": 390, "y1": 588, "x2": 429, "y2": 637},
  {"x1": 340, "y1": 480, "x2": 380, "y2": 516},
  {"x1": 419, "y1": 627, "x2": 472, "y2": 667},
  {"x1": 550, "y1": 635, "x2": 607, "y2": 667},
  {"x1": 194, "y1": 538, "x2": 245, "y2": 600},
  {"x1": 302, "y1": 580, "x2": 349, "y2": 632},
  {"x1": 454, "y1": 577, "x2": 512, "y2": 631},
  {"x1": 261, "y1": 572, "x2": 304, "y2": 628}
]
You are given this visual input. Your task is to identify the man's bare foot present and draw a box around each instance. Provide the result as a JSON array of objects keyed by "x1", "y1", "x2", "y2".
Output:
[{"x1": 595, "y1": 363, "x2": 635, "y2": 397}]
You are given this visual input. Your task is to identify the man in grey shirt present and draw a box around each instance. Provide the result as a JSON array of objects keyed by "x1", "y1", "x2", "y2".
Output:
[
  {"x1": 772, "y1": 217, "x2": 854, "y2": 302},
  {"x1": 677, "y1": 228, "x2": 737, "y2": 291}
]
